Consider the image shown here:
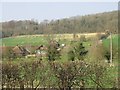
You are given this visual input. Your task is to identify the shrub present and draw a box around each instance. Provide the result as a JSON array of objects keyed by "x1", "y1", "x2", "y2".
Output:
[
  {"x1": 74, "y1": 42, "x2": 88, "y2": 60},
  {"x1": 47, "y1": 40, "x2": 61, "y2": 61},
  {"x1": 68, "y1": 50, "x2": 75, "y2": 61}
]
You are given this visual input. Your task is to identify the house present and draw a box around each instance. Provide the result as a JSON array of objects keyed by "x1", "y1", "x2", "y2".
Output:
[
  {"x1": 35, "y1": 45, "x2": 47, "y2": 57},
  {"x1": 12, "y1": 45, "x2": 30, "y2": 57}
]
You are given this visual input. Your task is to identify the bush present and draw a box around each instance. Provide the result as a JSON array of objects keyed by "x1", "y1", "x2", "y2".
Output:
[
  {"x1": 68, "y1": 50, "x2": 75, "y2": 61},
  {"x1": 47, "y1": 40, "x2": 61, "y2": 61},
  {"x1": 2, "y1": 47, "x2": 16, "y2": 59},
  {"x1": 50, "y1": 61, "x2": 89, "y2": 89},
  {"x1": 74, "y1": 42, "x2": 88, "y2": 60},
  {"x1": 2, "y1": 60, "x2": 118, "y2": 89},
  {"x1": 2, "y1": 62, "x2": 20, "y2": 88}
]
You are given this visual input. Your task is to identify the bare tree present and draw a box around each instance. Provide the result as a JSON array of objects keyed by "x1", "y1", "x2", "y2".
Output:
[
  {"x1": 2, "y1": 61, "x2": 20, "y2": 89},
  {"x1": 50, "y1": 61, "x2": 90, "y2": 90}
]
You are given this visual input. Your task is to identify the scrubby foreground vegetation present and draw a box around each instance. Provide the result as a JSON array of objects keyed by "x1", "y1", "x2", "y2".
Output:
[{"x1": 2, "y1": 59, "x2": 118, "y2": 89}]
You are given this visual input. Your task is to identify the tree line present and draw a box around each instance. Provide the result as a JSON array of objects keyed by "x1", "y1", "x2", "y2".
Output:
[{"x1": 1, "y1": 11, "x2": 118, "y2": 38}]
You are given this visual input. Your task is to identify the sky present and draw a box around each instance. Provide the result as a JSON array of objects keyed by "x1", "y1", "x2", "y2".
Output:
[
  {"x1": 1, "y1": 0, "x2": 119, "y2": 2},
  {"x1": 0, "y1": 1, "x2": 118, "y2": 22}
]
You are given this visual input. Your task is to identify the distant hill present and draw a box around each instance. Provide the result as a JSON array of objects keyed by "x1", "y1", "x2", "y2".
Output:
[{"x1": 0, "y1": 10, "x2": 118, "y2": 38}]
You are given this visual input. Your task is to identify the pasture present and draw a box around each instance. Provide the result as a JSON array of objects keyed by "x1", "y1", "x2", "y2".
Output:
[
  {"x1": 1, "y1": 33, "x2": 119, "y2": 48},
  {"x1": 103, "y1": 34, "x2": 119, "y2": 49},
  {"x1": 1, "y1": 35, "x2": 48, "y2": 46}
]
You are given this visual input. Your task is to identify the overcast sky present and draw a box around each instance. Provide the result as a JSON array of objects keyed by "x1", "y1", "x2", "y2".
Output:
[{"x1": 0, "y1": 1, "x2": 118, "y2": 22}]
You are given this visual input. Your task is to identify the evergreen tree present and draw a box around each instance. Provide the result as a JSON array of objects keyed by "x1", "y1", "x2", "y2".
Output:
[
  {"x1": 68, "y1": 50, "x2": 75, "y2": 61},
  {"x1": 47, "y1": 40, "x2": 61, "y2": 61},
  {"x1": 74, "y1": 42, "x2": 88, "y2": 60}
]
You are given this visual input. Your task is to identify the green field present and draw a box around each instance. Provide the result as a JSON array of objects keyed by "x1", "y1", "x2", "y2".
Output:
[
  {"x1": 103, "y1": 34, "x2": 119, "y2": 49},
  {"x1": 1, "y1": 35, "x2": 71, "y2": 46},
  {"x1": 1, "y1": 34, "x2": 119, "y2": 48},
  {"x1": 1, "y1": 36, "x2": 48, "y2": 46}
]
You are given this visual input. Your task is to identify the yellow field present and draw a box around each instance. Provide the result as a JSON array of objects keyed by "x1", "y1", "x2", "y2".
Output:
[{"x1": 14, "y1": 32, "x2": 105, "y2": 40}]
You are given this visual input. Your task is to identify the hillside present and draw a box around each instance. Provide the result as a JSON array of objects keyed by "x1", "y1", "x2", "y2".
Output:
[{"x1": 1, "y1": 10, "x2": 118, "y2": 38}]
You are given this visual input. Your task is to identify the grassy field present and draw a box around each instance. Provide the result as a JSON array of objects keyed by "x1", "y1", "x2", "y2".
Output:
[
  {"x1": 103, "y1": 34, "x2": 119, "y2": 48},
  {"x1": 1, "y1": 36, "x2": 48, "y2": 46},
  {"x1": 1, "y1": 33, "x2": 105, "y2": 46},
  {"x1": 1, "y1": 34, "x2": 119, "y2": 48},
  {"x1": 1, "y1": 34, "x2": 71, "y2": 46}
]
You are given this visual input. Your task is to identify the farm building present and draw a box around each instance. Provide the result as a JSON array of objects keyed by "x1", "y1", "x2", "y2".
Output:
[
  {"x1": 35, "y1": 45, "x2": 47, "y2": 57},
  {"x1": 12, "y1": 45, "x2": 30, "y2": 57}
]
